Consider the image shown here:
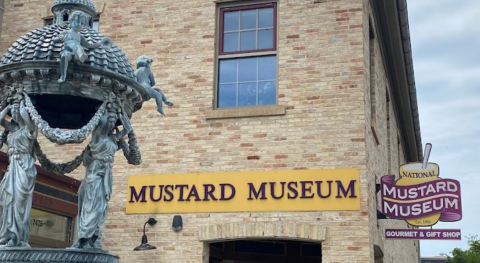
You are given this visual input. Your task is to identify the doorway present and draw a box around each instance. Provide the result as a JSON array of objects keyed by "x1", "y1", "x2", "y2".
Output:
[{"x1": 209, "y1": 239, "x2": 322, "y2": 263}]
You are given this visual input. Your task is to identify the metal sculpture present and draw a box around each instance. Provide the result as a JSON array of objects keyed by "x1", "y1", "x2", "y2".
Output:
[
  {"x1": 0, "y1": 87, "x2": 37, "y2": 248},
  {"x1": 0, "y1": 0, "x2": 171, "y2": 260},
  {"x1": 54, "y1": 10, "x2": 102, "y2": 83},
  {"x1": 73, "y1": 95, "x2": 132, "y2": 249},
  {"x1": 135, "y1": 55, "x2": 173, "y2": 116}
]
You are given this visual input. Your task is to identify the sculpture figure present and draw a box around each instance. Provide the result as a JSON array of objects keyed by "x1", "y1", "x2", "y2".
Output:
[
  {"x1": 0, "y1": 90, "x2": 38, "y2": 247},
  {"x1": 135, "y1": 55, "x2": 173, "y2": 116},
  {"x1": 72, "y1": 97, "x2": 133, "y2": 249},
  {"x1": 0, "y1": 0, "x2": 146, "y2": 261},
  {"x1": 53, "y1": 10, "x2": 107, "y2": 83}
]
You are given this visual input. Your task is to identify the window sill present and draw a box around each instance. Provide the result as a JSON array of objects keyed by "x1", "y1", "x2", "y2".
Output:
[{"x1": 205, "y1": 105, "x2": 286, "y2": 120}]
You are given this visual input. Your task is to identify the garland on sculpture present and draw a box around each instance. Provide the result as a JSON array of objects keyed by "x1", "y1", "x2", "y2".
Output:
[
  {"x1": 33, "y1": 140, "x2": 86, "y2": 174},
  {"x1": 23, "y1": 93, "x2": 107, "y2": 145},
  {"x1": 118, "y1": 130, "x2": 142, "y2": 165},
  {"x1": 0, "y1": 100, "x2": 9, "y2": 149},
  {"x1": 0, "y1": 88, "x2": 143, "y2": 167},
  {"x1": 0, "y1": 129, "x2": 8, "y2": 150},
  {"x1": 0, "y1": 94, "x2": 86, "y2": 174}
]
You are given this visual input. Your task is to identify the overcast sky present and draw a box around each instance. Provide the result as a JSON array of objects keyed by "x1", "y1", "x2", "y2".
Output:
[{"x1": 407, "y1": 0, "x2": 480, "y2": 257}]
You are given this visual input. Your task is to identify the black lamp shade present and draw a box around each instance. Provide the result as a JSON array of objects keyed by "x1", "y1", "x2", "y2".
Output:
[
  {"x1": 134, "y1": 240, "x2": 156, "y2": 251},
  {"x1": 133, "y1": 218, "x2": 157, "y2": 251}
]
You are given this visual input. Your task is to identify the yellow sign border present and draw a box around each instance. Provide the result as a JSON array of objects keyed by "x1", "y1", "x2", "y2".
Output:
[{"x1": 126, "y1": 169, "x2": 360, "y2": 214}]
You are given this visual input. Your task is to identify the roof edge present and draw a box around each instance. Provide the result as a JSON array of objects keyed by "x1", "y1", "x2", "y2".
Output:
[
  {"x1": 371, "y1": 0, "x2": 423, "y2": 162},
  {"x1": 397, "y1": 0, "x2": 423, "y2": 161}
]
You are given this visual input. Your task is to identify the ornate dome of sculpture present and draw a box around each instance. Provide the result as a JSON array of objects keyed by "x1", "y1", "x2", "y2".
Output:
[
  {"x1": 52, "y1": 0, "x2": 96, "y2": 11},
  {"x1": 52, "y1": 0, "x2": 96, "y2": 19},
  {"x1": 0, "y1": 25, "x2": 135, "y2": 79},
  {"x1": 0, "y1": 1, "x2": 146, "y2": 129}
]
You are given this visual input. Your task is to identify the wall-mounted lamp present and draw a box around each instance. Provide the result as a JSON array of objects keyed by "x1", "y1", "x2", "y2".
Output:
[
  {"x1": 133, "y1": 218, "x2": 157, "y2": 251},
  {"x1": 172, "y1": 215, "x2": 183, "y2": 232}
]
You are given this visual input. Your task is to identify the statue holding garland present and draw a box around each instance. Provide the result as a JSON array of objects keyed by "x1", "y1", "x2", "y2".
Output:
[{"x1": 0, "y1": 87, "x2": 38, "y2": 248}]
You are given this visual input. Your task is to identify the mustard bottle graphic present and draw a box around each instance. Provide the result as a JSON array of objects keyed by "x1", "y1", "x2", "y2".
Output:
[{"x1": 396, "y1": 143, "x2": 441, "y2": 226}]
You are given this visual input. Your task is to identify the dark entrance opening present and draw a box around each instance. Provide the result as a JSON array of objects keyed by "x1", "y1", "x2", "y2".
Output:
[{"x1": 209, "y1": 239, "x2": 322, "y2": 263}]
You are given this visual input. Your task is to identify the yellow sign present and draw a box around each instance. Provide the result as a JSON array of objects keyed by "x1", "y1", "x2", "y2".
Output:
[{"x1": 126, "y1": 169, "x2": 360, "y2": 214}]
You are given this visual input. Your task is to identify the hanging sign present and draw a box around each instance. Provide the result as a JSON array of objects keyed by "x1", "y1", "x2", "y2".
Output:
[
  {"x1": 381, "y1": 143, "x2": 462, "y2": 240},
  {"x1": 380, "y1": 144, "x2": 462, "y2": 227}
]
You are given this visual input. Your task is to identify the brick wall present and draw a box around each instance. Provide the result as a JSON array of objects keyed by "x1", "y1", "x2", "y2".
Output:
[
  {"x1": 0, "y1": 0, "x2": 418, "y2": 262},
  {"x1": 365, "y1": 1, "x2": 419, "y2": 262}
]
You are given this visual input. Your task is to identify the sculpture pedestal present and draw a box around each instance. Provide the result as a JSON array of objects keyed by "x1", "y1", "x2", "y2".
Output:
[{"x1": 0, "y1": 248, "x2": 119, "y2": 263}]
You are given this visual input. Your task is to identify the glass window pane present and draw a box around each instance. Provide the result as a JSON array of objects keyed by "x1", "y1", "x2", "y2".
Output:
[
  {"x1": 258, "y1": 81, "x2": 276, "y2": 105},
  {"x1": 223, "y1": 32, "x2": 238, "y2": 52},
  {"x1": 30, "y1": 208, "x2": 72, "y2": 242},
  {"x1": 240, "y1": 10, "x2": 256, "y2": 30},
  {"x1": 240, "y1": 31, "x2": 256, "y2": 51},
  {"x1": 259, "y1": 8, "x2": 274, "y2": 28},
  {"x1": 238, "y1": 83, "x2": 257, "y2": 106},
  {"x1": 258, "y1": 29, "x2": 273, "y2": 49},
  {"x1": 219, "y1": 59, "x2": 237, "y2": 83},
  {"x1": 238, "y1": 58, "x2": 257, "y2": 82},
  {"x1": 92, "y1": 21, "x2": 100, "y2": 32},
  {"x1": 258, "y1": 56, "x2": 276, "y2": 80},
  {"x1": 218, "y1": 84, "x2": 237, "y2": 108},
  {"x1": 224, "y1": 11, "x2": 239, "y2": 31}
]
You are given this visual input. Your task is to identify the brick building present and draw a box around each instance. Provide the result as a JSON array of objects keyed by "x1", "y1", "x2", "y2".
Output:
[
  {"x1": 0, "y1": 0, "x2": 3, "y2": 40},
  {"x1": 0, "y1": 0, "x2": 423, "y2": 262}
]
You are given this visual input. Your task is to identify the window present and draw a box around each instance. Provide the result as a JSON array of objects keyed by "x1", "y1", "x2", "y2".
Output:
[
  {"x1": 92, "y1": 20, "x2": 100, "y2": 31},
  {"x1": 369, "y1": 18, "x2": 379, "y2": 144},
  {"x1": 30, "y1": 208, "x2": 74, "y2": 243},
  {"x1": 44, "y1": 15, "x2": 100, "y2": 32},
  {"x1": 217, "y1": 3, "x2": 277, "y2": 108},
  {"x1": 387, "y1": 90, "x2": 391, "y2": 173},
  {"x1": 234, "y1": 240, "x2": 286, "y2": 255},
  {"x1": 301, "y1": 243, "x2": 322, "y2": 257}
]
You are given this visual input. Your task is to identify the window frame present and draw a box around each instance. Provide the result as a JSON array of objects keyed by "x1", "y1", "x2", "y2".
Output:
[
  {"x1": 215, "y1": 1, "x2": 279, "y2": 110},
  {"x1": 30, "y1": 207, "x2": 75, "y2": 244},
  {"x1": 218, "y1": 3, "x2": 277, "y2": 56}
]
